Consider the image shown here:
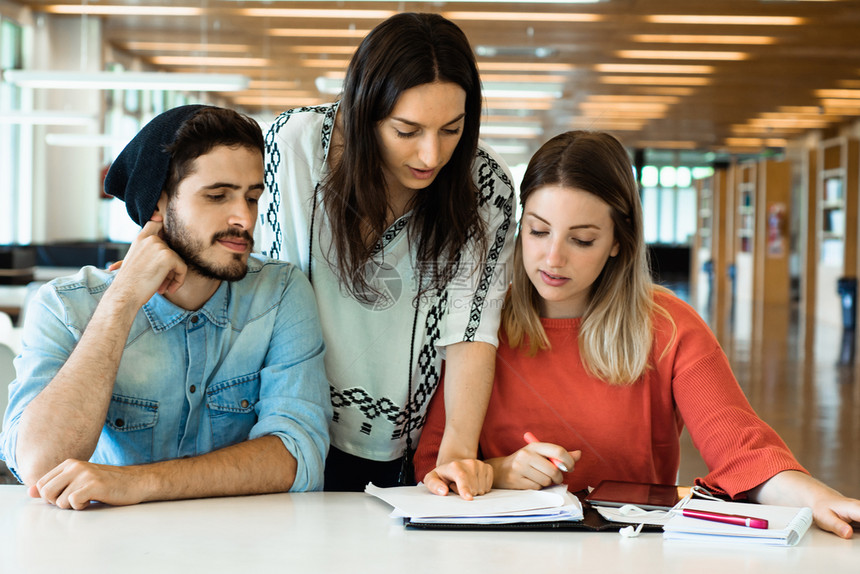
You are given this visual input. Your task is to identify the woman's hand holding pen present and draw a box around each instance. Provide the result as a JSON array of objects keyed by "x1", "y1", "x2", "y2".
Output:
[{"x1": 487, "y1": 436, "x2": 580, "y2": 490}]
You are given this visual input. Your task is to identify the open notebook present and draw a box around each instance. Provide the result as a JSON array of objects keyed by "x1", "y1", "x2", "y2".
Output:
[
  {"x1": 662, "y1": 499, "x2": 813, "y2": 546},
  {"x1": 365, "y1": 483, "x2": 583, "y2": 526}
]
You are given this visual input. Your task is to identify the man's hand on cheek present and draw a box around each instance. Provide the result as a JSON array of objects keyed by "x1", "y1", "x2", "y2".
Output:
[{"x1": 110, "y1": 221, "x2": 187, "y2": 305}]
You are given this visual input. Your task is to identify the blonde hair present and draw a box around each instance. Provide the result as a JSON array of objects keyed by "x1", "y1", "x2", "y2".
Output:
[{"x1": 503, "y1": 131, "x2": 673, "y2": 385}]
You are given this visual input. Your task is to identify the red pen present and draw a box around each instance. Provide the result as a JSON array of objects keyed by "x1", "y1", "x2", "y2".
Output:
[
  {"x1": 682, "y1": 508, "x2": 769, "y2": 529},
  {"x1": 523, "y1": 431, "x2": 569, "y2": 472}
]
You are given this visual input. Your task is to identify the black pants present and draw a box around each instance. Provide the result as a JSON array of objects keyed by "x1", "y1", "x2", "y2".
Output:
[{"x1": 323, "y1": 446, "x2": 414, "y2": 491}]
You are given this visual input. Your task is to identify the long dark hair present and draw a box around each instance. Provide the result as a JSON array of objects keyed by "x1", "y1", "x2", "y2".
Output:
[{"x1": 323, "y1": 12, "x2": 485, "y2": 300}]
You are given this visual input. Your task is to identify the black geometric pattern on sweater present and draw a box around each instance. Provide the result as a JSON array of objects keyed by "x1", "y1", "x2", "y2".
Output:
[
  {"x1": 371, "y1": 216, "x2": 409, "y2": 257},
  {"x1": 463, "y1": 148, "x2": 516, "y2": 340},
  {"x1": 393, "y1": 290, "x2": 448, "y2": 441},
  {"x1": 328, "y1": 292, "x2": 447, "y2": 442},
  {"x1": 262, "y1": 104, "x2": 336, "y2": 260},
  {"x1": 330, "y1": 386, "x2": 401, "y2": 422},
  {"x1": 475, "y1": 147, "x2": 514, "y2": 208}
]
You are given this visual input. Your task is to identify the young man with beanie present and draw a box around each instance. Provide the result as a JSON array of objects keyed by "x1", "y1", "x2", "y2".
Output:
[{"x1": 0, "y1": 105, "x2": 332, "y2": 509}]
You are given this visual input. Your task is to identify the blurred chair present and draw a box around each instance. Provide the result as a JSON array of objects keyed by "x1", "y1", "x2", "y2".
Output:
[
  {"x1": 0, "y1": 310, "x2": 12, "y2": 337},
  {"x1": 0, "y1": 311, "x2": 21, "y2": 355},
  {"x1": 0, "y1": 341, "x2": 13, "y2": 406},
  {"x1": 0, "y1": 342, "x2": 16, "y2": 482},
  {"x1": 0, "y1": 311, "x2": 15, "y2": 350}
]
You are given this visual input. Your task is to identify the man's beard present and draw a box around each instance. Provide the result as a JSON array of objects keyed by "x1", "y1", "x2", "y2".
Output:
[{"x1": 163, "y1": 201, "x2": 253, "y2": 282}]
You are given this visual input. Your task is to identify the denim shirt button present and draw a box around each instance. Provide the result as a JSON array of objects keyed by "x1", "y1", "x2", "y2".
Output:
[
  {"x1": 115, "y1": 418, "x2": 125, "y2": 428},
  {"x1": 190, "y1": 385, "x2": 196, "y2": 394},
  {"x1": 240, "y1": 399, "x2": 249, "y2": 408},
  {"x1": 191, "y1": 315, "x2": 199, "y2": 324}
]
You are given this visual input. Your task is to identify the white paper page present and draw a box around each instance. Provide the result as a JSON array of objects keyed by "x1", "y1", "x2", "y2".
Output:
[
  {"x1": 409, "y1": 502, "x2": 583, "y2": 525},
  {"x1": 365, "y1": 483, "x2": 571, "y2": 519}
]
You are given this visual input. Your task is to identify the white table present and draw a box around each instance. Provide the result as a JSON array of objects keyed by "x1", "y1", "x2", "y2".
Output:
[{"x1": 0, "y1": 485, "x2": 855, "y2": 573}]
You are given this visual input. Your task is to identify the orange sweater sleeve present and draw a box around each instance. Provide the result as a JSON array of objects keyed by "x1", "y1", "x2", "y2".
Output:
[{"x1": 668, "y1": 313, "x2": 807, "y2": 498}]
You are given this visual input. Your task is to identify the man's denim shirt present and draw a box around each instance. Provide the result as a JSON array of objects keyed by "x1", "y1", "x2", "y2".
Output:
[{"x1": 0, "y1": 254, "x2": 332, "y2": 491}]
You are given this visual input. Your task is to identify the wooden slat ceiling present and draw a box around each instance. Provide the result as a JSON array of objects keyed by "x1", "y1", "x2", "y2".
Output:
[{"x1": 11, "y1": 0, "x2": 860, "y2": 161}]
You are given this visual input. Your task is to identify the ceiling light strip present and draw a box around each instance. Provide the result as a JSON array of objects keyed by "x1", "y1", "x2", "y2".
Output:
[
  {"x1": 581, "y1": 102, "x2": 670, "y2": 112},
  {"x1": 444, "y1": 11, "x2": 602, "y2": 23},
  {"x1": 286, "y1": 46, "x2": 358, "y2": 55},
  {"x1": 632, "y1": 87, "x2": 696, "y2": 96},
  {"x1": 599, "y1": 75, "x2": 710, "y2": 86},
  {"x1": 0, "y1": 111, "x2": 97, "y2": 126},
  {"x1": 240, "y1": 8, "x2": 395, "y2": 19},
  {"x1": 2, "y1": 70, "x2": 249, "y2": 91},
  {"x1": 616, "y1": 50, "x2": 748, "y2": 61},
  {"x1": 646, "y1": 15, "x2": 803, "y2": 26},
  {"x1": 122, "y1": 42, "x2": 249, "y2": 53},
  {"x1": 45, "y1": 133, "x2": 132, "y2": 147},
  {"x1": 815, "y1": 89, "x2": 860, "y2": 99},
  {"x1": 268, "y1": 28, "x2": 370, "y2": 38},
  {"x1": 588, "y1": 95, "x2": 681, "y2": 103},
  {"x1": 232, "y1": 96, "x2": 323, "y2": 107},
  {"x1": 635, "y1": 140, "x2": 699, "y2": 149},
  {"x1": 632, "y1": 34, "x2": 776, "y2": 45},
  {"x1": 149, "y1": 56, "x2": 270, "y2": 67},
  {"x1": 595, "y1": 63, "x2": 714, "y2": 74},
  {"x1": 484, "y1": 90, "x2": 561, "y2": 100},
  {"x1": 478, "y1": 62, "x2": 575, "y2": 72},
  {"x1": 43, "y1": 5, "x2": 202, "y2": 16},
  {"x1": 300, "y1": 59, "x2": 352, "y2": 68},
  {"x1": 480, "y1": 74, "x2": 569, "y2": 83},
  {"x1": 725, "y1": 137, "x2": 788, "y2": 147},
  {"x1": 484, "y1": 100, "x2": 553, "y2": 111}
]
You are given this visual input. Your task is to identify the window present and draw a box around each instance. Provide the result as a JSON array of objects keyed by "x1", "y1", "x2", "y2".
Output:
[
  {"x1": 0, "y1": 18, "x2": 23, "y2": 244},
  {"x1": 641, "y1": 164, "x2": 703, "y2": 245},
  {"x1": 103, "y1": 79, "x2": 194, "y2": 242}
]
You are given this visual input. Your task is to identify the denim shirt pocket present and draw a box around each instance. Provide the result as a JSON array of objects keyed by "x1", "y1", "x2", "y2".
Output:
[
  {"x1": 102, "y1": 394, "x2": 159, "y2": 465},
  {"x1": 206, "y1": 372, "x2": 261, "y2": 450}
]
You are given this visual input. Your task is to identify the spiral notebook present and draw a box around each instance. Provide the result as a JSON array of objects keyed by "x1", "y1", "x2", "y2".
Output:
[{"x1": 662, "y1": 499, "x2": 813, "y2": 546}]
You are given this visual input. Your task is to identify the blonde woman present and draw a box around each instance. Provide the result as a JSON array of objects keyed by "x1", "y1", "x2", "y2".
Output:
[{"x1": 416, "y1": 130, "x2": 860, "y2": 538}]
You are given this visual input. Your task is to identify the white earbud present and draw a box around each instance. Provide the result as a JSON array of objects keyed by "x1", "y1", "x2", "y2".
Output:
[{"x1": 618, "y1": 523, "x2": 644, "y2": 538}]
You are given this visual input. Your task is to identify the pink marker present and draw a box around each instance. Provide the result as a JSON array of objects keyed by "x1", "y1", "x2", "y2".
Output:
[
  {"x1": 682, "y1": 508, "x2": 769, "y2": 529},
  {"x1": 523, "y1": 431, "x2": 569, "y2": 472}
]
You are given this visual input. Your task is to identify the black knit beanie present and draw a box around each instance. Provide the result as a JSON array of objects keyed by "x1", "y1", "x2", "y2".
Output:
[{"x1": 104, "y1": 104, "x2": 210, "y2": 226}]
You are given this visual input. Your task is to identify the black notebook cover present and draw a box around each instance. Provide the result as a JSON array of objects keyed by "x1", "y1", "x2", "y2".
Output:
[{"x1": 403, "y1": 492, "x2": 664, "y2": 532}]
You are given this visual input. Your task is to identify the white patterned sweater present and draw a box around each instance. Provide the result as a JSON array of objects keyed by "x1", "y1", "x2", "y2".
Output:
[{"x1": 259, "y1": 103, "x2": 515, "y2": 461}]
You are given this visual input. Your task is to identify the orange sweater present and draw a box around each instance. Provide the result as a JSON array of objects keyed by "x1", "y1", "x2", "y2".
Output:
[{"x1": 414, "y1": 292, "x2": 806, "y2": 498}]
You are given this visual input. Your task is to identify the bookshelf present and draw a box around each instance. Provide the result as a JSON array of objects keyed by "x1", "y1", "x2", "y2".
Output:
[
  {"x1": 691, "y1": 167, "x2": 731, "y2": 340},
  {"x1": 733, "y1": 162, "x2": 757, "y2": 341},
  {"x1": 820, "y1": 173, "x2": 845, "y2": 264},
  {"x1": 729, "y1": 159, "x2": 791, "y2": 344},
  {"x1": 812, "y1": 137, "x2": 859, "y2": 331},
  {"x1": 691, "y1": 177, "x2": 713, "y2": 317}
]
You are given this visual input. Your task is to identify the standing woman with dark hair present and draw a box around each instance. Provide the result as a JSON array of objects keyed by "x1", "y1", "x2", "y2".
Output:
[{"x1": 259, "y1": 13, "x2": 515, "y2": 495}]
